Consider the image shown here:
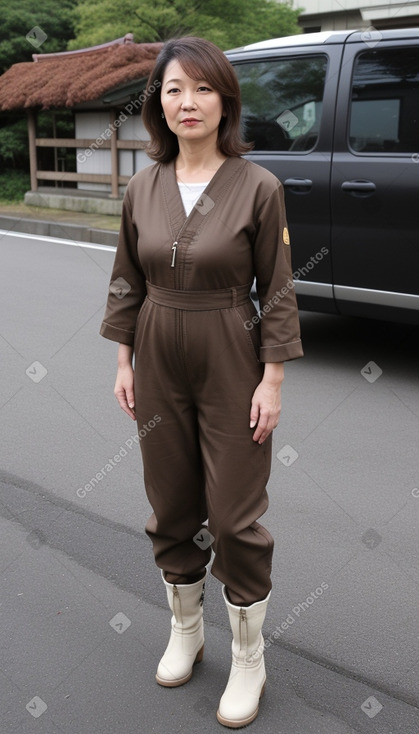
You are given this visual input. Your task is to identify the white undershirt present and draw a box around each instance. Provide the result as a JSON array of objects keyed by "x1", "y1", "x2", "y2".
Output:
[{"x1": 177, "y1": 182, "x2": 210, "y2": 216}]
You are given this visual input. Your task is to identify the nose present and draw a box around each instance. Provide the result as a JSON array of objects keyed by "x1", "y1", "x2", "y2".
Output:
[{"x1": 180, "y1": 91, "x2": 197, "y2": 110}]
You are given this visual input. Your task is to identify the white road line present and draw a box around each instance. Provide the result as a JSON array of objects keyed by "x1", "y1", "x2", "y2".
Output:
[{"x1": 0, "y1": 229, "x2": 116, "y2": 252}]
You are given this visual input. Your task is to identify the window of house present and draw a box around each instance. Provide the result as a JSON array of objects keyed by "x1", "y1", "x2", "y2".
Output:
[{"x1": 233, "y1": 56, "x2": 328, "y2": 152}]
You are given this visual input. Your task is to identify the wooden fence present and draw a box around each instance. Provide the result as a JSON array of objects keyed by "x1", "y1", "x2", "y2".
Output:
[{"x1": 27, "y1": 110, "x2": 148, "y2": 198}]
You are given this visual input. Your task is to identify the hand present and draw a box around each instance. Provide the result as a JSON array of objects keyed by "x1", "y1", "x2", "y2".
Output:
[
  {"x1": 114, "y1": 344, "x2": 136, "y2": 420},
  {"x1": 250, "y1": 363, "x2": 284, "y2": 444}
]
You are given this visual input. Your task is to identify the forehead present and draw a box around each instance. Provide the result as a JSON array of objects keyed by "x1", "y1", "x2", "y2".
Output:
[{"x1": 162, "y1": 58, "x2": 206, "y2": 85}]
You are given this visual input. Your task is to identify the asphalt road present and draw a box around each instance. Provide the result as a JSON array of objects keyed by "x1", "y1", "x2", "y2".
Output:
[{"x1": 1, "y1": 229, "x2": 418, "y2": 733}]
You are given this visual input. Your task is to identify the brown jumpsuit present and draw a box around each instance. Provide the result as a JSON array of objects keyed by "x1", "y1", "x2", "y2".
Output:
[{"x1": 100, "y1": 156, "x2": 303, "y2": 605}]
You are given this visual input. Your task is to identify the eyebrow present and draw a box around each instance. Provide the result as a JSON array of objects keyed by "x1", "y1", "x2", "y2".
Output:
[{"x1": 164, "y1": 78, "x2": 208, "y2": 87}]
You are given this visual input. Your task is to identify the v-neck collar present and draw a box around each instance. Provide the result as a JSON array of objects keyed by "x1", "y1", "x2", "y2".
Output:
[
  {"x1": 160, "y1": 156, "x2": 247, "y2": 243},
  {"x1": 171, "y1": 157, "x2": 230, "y2": 219}
]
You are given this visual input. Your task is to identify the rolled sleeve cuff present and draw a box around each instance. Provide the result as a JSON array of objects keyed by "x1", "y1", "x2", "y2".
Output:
[
  {"x1": 259, "y1": 339, "x2": 304, "y2": 363},
  {"x1": 99, "y1": 321, "x2": 135, "y2": 346}
]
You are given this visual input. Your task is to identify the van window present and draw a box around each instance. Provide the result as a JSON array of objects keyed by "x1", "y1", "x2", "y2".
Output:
[
  {"x1": 233, "y1": 56, "x2": 328, "y2": 152},
  {"x1": 349, "y1": 47, "x2": 419, "y2": 153}
]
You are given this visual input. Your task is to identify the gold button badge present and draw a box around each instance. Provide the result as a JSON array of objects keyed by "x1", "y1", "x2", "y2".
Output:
[{"x1": 283, "y1": 227, "x2": 290, "y2": 245}]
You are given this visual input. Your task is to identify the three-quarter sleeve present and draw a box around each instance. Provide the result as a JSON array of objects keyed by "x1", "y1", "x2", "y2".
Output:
[
  {"x1": 99, "y1": 185, "x2": 146, "y2": 345},
  {"x1": 253, "y1": 182, "x2": 303, "y2": 363}
]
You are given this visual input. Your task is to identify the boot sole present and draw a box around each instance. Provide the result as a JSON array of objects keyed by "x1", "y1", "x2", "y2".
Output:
[
  {"x1": 155, "y1": 644, "x2": 204, "y2": 687},
  {"x1": 216, "y1": 681, "x2": 265, "y2": 728}
]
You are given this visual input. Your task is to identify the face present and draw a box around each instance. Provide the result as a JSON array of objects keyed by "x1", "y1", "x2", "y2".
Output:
[{"x1": 161, "y1": 59, "x2": 224, "y2": 146}]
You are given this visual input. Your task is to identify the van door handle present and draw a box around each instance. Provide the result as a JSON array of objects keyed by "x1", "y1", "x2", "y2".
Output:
[
  {"x1": 341, "y1": 180, "x2": 376, "y2": 194},
  {"x1": 283, "y1": 178, "x2": 312, "y2": 192}
]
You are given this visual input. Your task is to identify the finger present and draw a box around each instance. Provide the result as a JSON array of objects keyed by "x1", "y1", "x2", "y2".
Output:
[
  {"x1": 115, "y1": 389, "x2": 136, "y2": 421},
  {"x1": 127, "y1": 397, "x2": 136, "y2": 419},
  {"x1": 252, "y1": 412, "x2": 269, "y2": 443},
  {"x1": 122, "y1": 403, "x2": 137, "y2": 421},
  {"x1": 249, "y1": 402, "x2": 259, "y2": 429},
  {"x1": 255, "y1": 413, "x2": 280, "y2": 444},
  {"x1": 126, "y1": 387, "x2": 135, "y2": 409}
]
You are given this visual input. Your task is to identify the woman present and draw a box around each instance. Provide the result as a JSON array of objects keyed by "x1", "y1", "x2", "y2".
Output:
[{"x1": 100, "y1": 36, "x2": 303, "y2": 728}]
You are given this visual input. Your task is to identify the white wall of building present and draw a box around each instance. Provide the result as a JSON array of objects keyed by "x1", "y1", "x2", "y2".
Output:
[
  {"x1": 297, "y1": 0, "x2": 419, "y2": 30},
  {"x1": 75, "y1": 110, "x2": 151, "y2": 195},
  {"x1": 118, "y1": 114, "x2": 152, "y2": 183}
]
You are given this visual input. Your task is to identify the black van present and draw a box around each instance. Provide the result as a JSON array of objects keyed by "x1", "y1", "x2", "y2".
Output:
[{"x1": 226, "y1": 29, "x2": 419, "y2": 323}]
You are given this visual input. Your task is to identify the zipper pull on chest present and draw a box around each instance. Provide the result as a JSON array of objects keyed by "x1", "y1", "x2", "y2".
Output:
[{"x1": 171, "y1": 241, "x2": 178, "y2": 268}]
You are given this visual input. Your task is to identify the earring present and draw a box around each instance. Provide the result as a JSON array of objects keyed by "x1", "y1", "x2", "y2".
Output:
[{"x1": 161, "y1": 112, "x2": 165, "y2": 119}]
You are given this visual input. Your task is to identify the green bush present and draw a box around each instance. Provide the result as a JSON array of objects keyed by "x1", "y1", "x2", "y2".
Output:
[{"x1": 0, "y1": 169, "x2": 30, "y2": 202}]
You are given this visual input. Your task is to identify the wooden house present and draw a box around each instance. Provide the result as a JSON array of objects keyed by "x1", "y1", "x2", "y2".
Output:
[{"x1": 0, "y1": 34, "x2": 162, "y2": 213}]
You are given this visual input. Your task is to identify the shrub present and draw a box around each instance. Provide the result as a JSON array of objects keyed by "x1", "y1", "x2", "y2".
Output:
[{"x1": 0, "y1": 169, "x2": 30, "y2": 201}]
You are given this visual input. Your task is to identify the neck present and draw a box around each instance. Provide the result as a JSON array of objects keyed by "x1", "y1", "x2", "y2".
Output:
[{"x1": 176, "y1": 139, "x2": 226, "y2": 176}]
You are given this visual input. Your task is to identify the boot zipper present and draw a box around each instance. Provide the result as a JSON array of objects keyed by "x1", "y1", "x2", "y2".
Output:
[
  {"x1": 173, "y1": 585, "x2": 181, "y2": 622},
  {"x1": 239, "y1": 608, "x2": 247, "y2": 651},
  {"x1": 199, "y1": 582, "x2": 205, "y2": 607}
]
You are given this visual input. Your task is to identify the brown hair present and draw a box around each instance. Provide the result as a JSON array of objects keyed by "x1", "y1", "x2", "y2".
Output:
[{"x1": 141, "y1": 36, "x2": 253, "y2": 162}]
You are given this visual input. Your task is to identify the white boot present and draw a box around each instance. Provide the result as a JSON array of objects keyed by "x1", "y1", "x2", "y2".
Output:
[
  {"x1": 217, "y1": 586, "x2": 271, "y2": 728},
  {"x1": 156, "y1": 570, "x2": 206, "y2": 687}
]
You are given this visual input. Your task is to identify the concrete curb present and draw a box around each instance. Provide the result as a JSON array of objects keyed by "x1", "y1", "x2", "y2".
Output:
[
  {"x1": 0, "y1": 215, "x2": 118, "y2": 247},
  {"x1": 24, "y1": 190, "x2": 123, "y2": 216}
]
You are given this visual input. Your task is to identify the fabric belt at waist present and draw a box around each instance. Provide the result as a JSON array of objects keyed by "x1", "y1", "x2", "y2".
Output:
[{"x1": 146, "y1": 282, "x2": 252, "y2": 310}]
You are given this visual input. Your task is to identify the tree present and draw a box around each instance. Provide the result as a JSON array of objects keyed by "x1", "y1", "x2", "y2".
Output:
[
  {"x1": 194, "y1": 0, "x2": 302, "y2": 49},
  {"x1": 68, "y1": 0, "x2": 302, "y2": 51},
  {"x1": 0, "y1": 0, "x2": 77, "y2": 185},
  {"x1": 0, "y1": 0, "x2": 77, "y2": 75}
]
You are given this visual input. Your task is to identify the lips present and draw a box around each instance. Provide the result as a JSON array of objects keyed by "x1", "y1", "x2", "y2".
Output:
[{"x1": 181, "y1": 118, "x2": 201, "y2": 126}]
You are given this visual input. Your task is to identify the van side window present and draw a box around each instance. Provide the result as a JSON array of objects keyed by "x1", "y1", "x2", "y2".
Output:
[
  {"x1": 233, "y1": 56, "x2": 328, "y2": 152},
  {"x1": 350, "y1": 47, "x2": 419, "y2": 153}
]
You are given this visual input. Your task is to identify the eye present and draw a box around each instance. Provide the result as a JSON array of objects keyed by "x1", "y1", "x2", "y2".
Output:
[
  {"x1": 197, "y1": 86, "x2": 212, "y2": 92},
  {"x1": 167, "y1": 87, "x2": 180, "y2": 94}
]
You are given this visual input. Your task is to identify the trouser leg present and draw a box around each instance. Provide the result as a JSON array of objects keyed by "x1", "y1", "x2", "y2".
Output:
[
  {"x1": 187, "y1": 306, "x2": 275, "y2": 606},
  {"x1": 134, "y1": 300, "x2": 212, "y2": 581},
  {"x1": 134, "y1": 299, "x2": 274, "y2": 600},
  {"x1": 198, "y1": 405, "x2": 274, "y2": 606},
  {"x1": 138, "y1": 396, "x2": 209, "y2": 685},
  {"x1": 137, "y1": 397, "x2": 212, "y2": 582}
]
